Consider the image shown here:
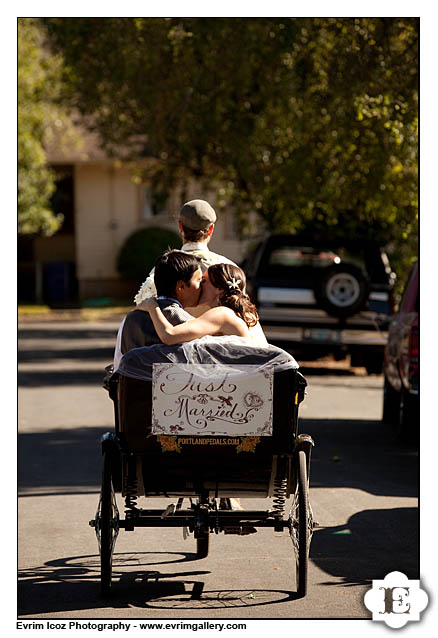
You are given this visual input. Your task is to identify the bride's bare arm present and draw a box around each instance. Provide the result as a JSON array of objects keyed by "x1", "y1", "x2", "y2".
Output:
[
  {"x1": 137, "y1": 298, "x2": 248, "y2": 345},
  {"x1": 183, "y1": 302, "x2": 213, "y2": 317}
]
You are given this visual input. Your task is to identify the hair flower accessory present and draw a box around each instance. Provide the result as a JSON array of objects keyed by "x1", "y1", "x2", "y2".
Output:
[{"x1": 227, "y1": 277, "x2": 241, "y2": 291}]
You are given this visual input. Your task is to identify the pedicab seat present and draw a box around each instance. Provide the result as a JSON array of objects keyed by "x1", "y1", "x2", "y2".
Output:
[{"x1": 114, "y1": 336, "x2": 306, "y2": 499}]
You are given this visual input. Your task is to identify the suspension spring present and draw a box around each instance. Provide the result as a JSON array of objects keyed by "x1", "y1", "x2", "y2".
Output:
[
  {"x1": 272, "y1": 476, "x2": 287, "y2": 517},
  {"x1": 124, "y1": 457, "x2": 139, "y2": 522},
  {"x1": 125, "y1": 485, "x2": 138, "y2": 517}
]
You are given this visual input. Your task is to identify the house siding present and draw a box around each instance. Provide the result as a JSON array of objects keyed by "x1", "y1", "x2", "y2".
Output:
[
  {"x1": 75, "y1": 164, "x2": 137, "y2": 280},
  {"x1": 26, "y1": 117, "x2": 260, "y2": 304}
]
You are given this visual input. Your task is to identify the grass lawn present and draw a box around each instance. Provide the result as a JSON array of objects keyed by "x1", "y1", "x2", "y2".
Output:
[{"x1": 18, "y1": 304, "x2": 131, "y2": 322}]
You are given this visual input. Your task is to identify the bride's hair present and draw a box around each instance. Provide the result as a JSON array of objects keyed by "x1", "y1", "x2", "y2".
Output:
[{"x1": 207, "y1": 263, "x2": 259, "y2": 328}]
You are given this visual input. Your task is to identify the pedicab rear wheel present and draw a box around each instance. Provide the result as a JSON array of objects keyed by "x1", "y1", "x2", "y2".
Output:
[
  {"x1": 194, "y1": 497, "x2": 210, "y2": 558},
  {"x1": 196, "y1": 533, "x2": 210, "y2": 558},
  {"x1": 289, "y1": 450, "x2": 310, "y2": 597},
  {"x1": 99, "y1": 449, "x2": 119, "y2": 595}
]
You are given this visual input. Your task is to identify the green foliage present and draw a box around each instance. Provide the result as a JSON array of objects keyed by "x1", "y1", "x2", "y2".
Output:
[
  {"x1": 116, "y1": 227, "x2": 181, "y2": 281},
  {"x1": 18, "y1": 19, "x2": 71, "y2": 236},
  {"x1": 43, "y1": 17, "x2": 418, "y2": 273}
]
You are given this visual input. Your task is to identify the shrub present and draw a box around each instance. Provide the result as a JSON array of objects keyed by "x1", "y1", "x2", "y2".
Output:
[{"x1": 117, "y1": 227, "x2": 180, "y2": 281}]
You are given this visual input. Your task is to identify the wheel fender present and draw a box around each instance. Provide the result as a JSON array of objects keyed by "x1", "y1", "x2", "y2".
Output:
[{"x1": 289, "y1": 435, "x2": 315, "y2": 493}]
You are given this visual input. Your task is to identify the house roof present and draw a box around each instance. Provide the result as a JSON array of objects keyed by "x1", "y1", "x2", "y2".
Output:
[{"x1": 45, "y1": 115, "x2": 110, "y2": 164}]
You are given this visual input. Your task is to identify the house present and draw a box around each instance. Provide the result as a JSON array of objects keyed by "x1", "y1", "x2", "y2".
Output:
[{"x1": 18, "y1": 126, "x2": 255, "y2": 306}]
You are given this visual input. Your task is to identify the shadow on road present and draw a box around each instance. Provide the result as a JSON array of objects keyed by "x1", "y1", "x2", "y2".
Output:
[
  {"x1": 301, "y1": 417, "x2": 418, "y2": 498},
  {"x1": 302, "y1": 415, "x2": 419, "y2": 588},
  {"x1": 19, "y1": 327, "x2": 119, "y2": 341},
  {"x1": 18, "y1": 327, "x2": 418, "y2": 614},
  {"x1": 18, "y1": 324, "x2": 115, "y2": 387},
  {"x1": 18, "y1": 421, "x2": 418, "y2": 616},
  {"x1": 18, "y1": 414, "x2": 418, "y2": 499},
  {"x1": 310, "y1": 507, "x2": 419, "y2": 584},
  {"x1": 19, "y1": 347, "x2": 115, "y2": 364},
  {"x1": 18, "y1": 418, "x2": 418, "y2": 499},
  {"x1": 297, "y1": 365, "x2": 360, "y2": 377},
  {"x1": 18, "y1": 426, "x2": 109, "y2": 495},
  {"x1": 18, "y1": 552, "x2": 297, "y2": 617},
  {"x1": 17, "y1": 361, "x2": 364, "y2": 388},
  {"x1": 18, "y1": 369, "x2": 110, "y2": 387}
]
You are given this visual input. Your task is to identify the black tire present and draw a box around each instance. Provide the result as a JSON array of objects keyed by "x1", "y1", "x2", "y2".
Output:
[
  {"x1": 382, "y1": 377, "x2": 400, "y2": 425},
  {"x1": 314, "y1": 263, "x2": 369, "y2": 318},
  {"x1": 289, "y1": 450, "x2": 310, "y2": 597},
  {"x1": 364, "y1": 354, "x2": 384, "y2": 375},
  {"x1": 196, "y1": 533, "x2": 210, "y2": 559},
  {"x1": 100, "y1": 450, "x2": 119, "y2": 595},
  {"x1": 398, "y1": 389, "x2": 419, "y2": 443}
]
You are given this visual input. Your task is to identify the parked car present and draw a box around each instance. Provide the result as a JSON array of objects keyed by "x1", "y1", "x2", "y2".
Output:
[
  {"x1": 382, "y1": 261, "x2": 419, "y2": 440},
  {"x1": 242, "y1": 234, "x2": 396, "y2": 374}
]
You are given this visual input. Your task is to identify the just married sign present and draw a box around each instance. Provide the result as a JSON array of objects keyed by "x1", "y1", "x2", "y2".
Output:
[{"x1": 151, "y1": 364, "x2": 273, "y2": 437}]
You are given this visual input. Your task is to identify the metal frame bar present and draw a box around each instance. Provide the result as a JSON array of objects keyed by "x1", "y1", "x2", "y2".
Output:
[{"x1": 117, "y1": 510, "x2": 289, "y2": 530}]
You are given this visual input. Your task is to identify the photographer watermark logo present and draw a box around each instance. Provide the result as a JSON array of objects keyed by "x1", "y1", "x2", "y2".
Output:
[{"x1": 364, "y1": 571, "x2": 428, "y2": 629}]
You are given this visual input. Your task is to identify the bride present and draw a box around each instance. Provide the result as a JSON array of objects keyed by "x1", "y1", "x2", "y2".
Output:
[{"x1": 137, "y1": 263, "x2": 268, "y2": 347}]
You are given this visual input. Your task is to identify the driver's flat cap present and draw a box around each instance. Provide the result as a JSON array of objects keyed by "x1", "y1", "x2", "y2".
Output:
[{"x1": 178, "y1": 199, "x2": 217, "y2": 230}]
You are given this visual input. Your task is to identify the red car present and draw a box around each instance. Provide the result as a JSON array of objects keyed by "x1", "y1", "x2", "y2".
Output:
[{"x1": 382, "y1": 261, "x2": 419, "y2": 440}]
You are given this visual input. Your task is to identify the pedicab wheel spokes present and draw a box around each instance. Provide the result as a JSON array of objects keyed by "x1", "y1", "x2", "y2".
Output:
[
  {"x1": 289, "y1": 450, "x2": 311, "y2": 598},
  {"x1": 97, "y1": 449, "x2": 120, "y2": 595}
]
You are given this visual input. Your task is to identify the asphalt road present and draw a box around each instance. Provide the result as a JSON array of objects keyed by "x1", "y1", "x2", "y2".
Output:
[{"x1": 17, "y1": 321, "x2": 419, "y2": 621}]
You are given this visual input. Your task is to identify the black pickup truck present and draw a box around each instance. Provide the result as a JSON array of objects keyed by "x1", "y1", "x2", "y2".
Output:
[{"x1": 242, "y1": 234, "x2": 396, "y2": 374}]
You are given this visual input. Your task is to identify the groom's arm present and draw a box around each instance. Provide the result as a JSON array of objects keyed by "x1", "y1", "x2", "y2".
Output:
[{"x1": 120, "y1": 303, "x2": 194, "y2": 353}]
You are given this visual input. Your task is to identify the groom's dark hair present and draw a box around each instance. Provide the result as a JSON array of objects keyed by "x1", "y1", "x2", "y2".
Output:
[{"x1": 154, "y1": 250, "x2": 201, "y2": 298}]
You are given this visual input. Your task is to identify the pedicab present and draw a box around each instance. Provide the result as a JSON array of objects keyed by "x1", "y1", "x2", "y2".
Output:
[{"x1": 90, "y1": 337, "x2": 315, "y2": 597}]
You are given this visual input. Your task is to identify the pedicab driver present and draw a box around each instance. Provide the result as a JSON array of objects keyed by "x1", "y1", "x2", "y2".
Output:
[{"x1": 134, "y1": 199, "x2": 236, "y2": 308}]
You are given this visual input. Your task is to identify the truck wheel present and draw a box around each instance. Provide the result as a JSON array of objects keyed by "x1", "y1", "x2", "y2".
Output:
[
  {"x1": 382, "y1": 377, "x2": 400, "y2": 425},
  {"x1": 398, "y1": 389, "x2": 419, "y2": 443},
  {"x1": 364, "y1": 354, "x2": 384, "y2": 375},
  {"x1": 314, "y1": 263, "x2": 369, "y2": 318}
]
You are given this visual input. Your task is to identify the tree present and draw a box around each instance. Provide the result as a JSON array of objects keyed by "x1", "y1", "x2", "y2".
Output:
[
  {"x1": 18, "y1": 18, "x2": 69, "y2": 235},
  {"x1": 42, "y1": 17, "x2": 418, "y2": 271},
  {"x1": 116, "y1": 227, "x2": 180, "y2": 281}
]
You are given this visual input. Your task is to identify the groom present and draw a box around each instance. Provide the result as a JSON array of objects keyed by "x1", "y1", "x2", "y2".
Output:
[{"x1": 113, "y1": 250, "x2": 203, "y2": 370}]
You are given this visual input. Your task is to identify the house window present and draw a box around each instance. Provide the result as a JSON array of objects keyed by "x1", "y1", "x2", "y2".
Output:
[
  {"x1": 141, "y1": 185, "x2": 169, "y2": 218},
  {"x1": 50, "y1": 165, "x2": 75, "y2": 233}
]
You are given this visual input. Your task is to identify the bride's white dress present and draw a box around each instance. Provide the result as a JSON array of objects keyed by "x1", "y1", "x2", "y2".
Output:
[
  {"x1": 118, "y1": 329, "x2": 298, "y2": 382},
  {"x1": 246, "y1": 321, "x2": 269, "y2": 347}
]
